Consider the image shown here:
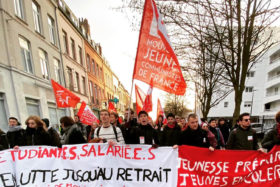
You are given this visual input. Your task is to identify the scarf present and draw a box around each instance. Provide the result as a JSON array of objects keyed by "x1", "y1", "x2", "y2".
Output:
[
  {"x1": 8, "y1": 126, "x2": 22, "y2": 132},
  {"x1": 167, "y1": 123, "x2": 176, "y2": 129}
]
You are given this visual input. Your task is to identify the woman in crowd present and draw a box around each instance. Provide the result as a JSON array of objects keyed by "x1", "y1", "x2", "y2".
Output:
[
  {"x1": 25, "y1": 116, "x2": 51, "y2": 146},
  {"x1": 208, "y1": 119, "x2": 225, "y2": 149},
  {"x1": 88, "y1": 122, "x2": 98, "y2": 142}
]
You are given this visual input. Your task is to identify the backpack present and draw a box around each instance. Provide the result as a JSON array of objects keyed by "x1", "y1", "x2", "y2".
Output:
[{"x1": 96, "y1": 125, "x2": 119, "y2": 142}]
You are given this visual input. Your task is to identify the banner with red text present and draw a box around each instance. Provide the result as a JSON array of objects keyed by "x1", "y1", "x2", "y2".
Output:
[
  {"x1": 77, "y1": 101, "x2": 99, "y2": 125},
  {"x1": 178, "y1": 145, "x2": 280, "y2": 187},
  {"x1": 0, "y1": 144, "x2": 178, "y2": 187},
  {"x1": 133, "y1": 0, "x2": 186, "y2": 95}
]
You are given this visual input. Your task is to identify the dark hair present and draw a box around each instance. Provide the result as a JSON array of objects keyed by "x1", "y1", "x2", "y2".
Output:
[
  {"x1": 276, "y1": 111, "x2": 280, "y2": 123},
  {"x1": 110, "y1": 112, "x2": 119, "y2": 119},
  {"x1": 187, "y1": 113, "x2": 198, "y2": 121},
  {"x1": 60, "y1": 116, "x2": 75, "y2": 127},
  {"x1": 208, "y1": 118, "x2": 216, "y2": 124},
  {"x1": 158, "y1": 115, "x2": 163, "y2": 120},
  {"x1": 41, "y1": 118, "x2": 50, "y2": 127},
  {"x1": 167, "y1": 113, "x2": 175, "y2": 119},
  {"x1": 138, "y1": 110, "x2": 148, "y2": 117},
  {"x1": 25, "y1": 116, "x2": 45, "y2": 128},
  {"x1": 100, "y1": 109, "x2": 110, "y2": 115},
  {"x1": 238, "y1": 113, "x2": 250, "y2": 121},
  {"x1": 125, "y1": 108, "x2": 134, "y2": 115},
  {"x1": 200, "y1": 118, "x2": 207, "y2": 123},
  {"x1": 218, "y1": 118, "x2": 225, "y2": 123},
  {"x1": 9, "y1": 117, "x2": 18, "y2": 121}
]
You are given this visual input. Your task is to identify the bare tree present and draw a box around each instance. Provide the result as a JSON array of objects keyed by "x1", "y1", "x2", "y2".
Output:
[{"x1": 164, "y1": 94, "x2": 192, "y2": 117}]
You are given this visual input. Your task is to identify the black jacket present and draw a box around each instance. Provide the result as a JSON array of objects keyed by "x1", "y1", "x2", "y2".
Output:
[
  {"x1": 0, "y1": 130, "x2": 8, "y2": 150},
  {"x1": 226, "y1": 126, "x2": 259, "y2": 150},
  {"x1": 218, "y1": 123, "x2": 230, "y2": 143},
  {"x1": 48, "y1": 127, "x2": 61, "y2": 147},
  {"x1": 7, "y1": 128, "x2": 26, "y2": 148},
  {"x1": 161, "y1": 124, "x2": 181, "y2": 146},
  {"x1": 61, "y1": 125, "x2": 87, "y2": 145},
  {"x1": 180, "y1": 126, "x2": 209, "y2": 148},
  {"x1": 121, "y1": 118, "x2": 138, "y2": 144},
  {"x1": 261, "y1": 128, "x2": 280, "y2": 152},
  {"x1": 25, "y1": 127, "x2": 51, "y2": 146},
  {"x1": 130, "y1": 124, "x2": 159, "y2": 145}
]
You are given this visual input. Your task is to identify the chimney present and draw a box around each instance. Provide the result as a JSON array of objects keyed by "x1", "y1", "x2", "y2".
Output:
[{"x1": 79, "y1": 18, "x2": 91, "y2": 37}]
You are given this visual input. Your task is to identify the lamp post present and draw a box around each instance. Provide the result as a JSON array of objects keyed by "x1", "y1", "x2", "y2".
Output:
[{"x1": 250, "y1": 89, "x2": 257, "y2": 116}]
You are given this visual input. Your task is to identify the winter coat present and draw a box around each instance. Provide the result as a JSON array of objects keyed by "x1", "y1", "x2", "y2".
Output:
[
  {"x1": 48, "y1": 127, "x2": 61, "y2": 147},
  {"x1": 219, "y1": 123, "x2": 231, "y2": 143},
  {"x1": 121, "y1": 118, "x2": 139, "y2": 144},
  {"x1": 129, "y1": 124, "x2": 159, "y2": 145},
  {"x1": 226, "y1": 126, "x2": 259, "y2": 150},
  {"x1": 261, "y1": 128, "x2": 280, "y2": 152},
  {"x1": 61, "y1": 124, "x2": 86, "y2": 145},
  {"x1": 0, "y1": 130, "x2": 8, "y2": 150},
  {"x1": 180, "y1": 126, "x2": 209, "y2": 148},
  {"x1": 209, "y1": 126, "x2": 225, "y2": 149},
  {"x1": 7, "y1": 128, "x2": 26, "y2": 148},
  {"x1": 25, "y1": 127, "x2": 51, "y2": 146},
  {"x1": 161, "y1": 124, "x2": 181, "y2": 146}
]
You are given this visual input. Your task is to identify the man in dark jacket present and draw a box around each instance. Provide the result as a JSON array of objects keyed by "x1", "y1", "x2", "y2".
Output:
[
  {"x1": 261, "y1": 111, "x2": 280, "y2": 152},
  {"x1": 227, "y1": 113, "x2": 264, "y2": 151},
  {"x1": 130, "y1": 111, "x2": 159, "y2": 145},
  {"x1": 180, "y1": 113, "x2": 213, "y2": 150},
  {"x1": 218, "y1": 118, "x2": 230, "y2": 143},
  {"x1": 42, "y1": 118, "x2": 61, "y2": 147},
  {"x1": 122, "y1": 108, "x2": 138, "y2": 144},
  {"x1": 6, "y1": 117, "x2": 26, "y2": 148},
  {"x1": 0, "y1": 129, "x2": 8, "y2": 150},
  {"x1": 161, "y1": 113, "x2": 181, "y2": 146}
]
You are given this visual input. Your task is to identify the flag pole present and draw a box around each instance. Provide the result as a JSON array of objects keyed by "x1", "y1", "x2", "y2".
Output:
[{"x1": 127, "y1": 79, "x2": 134, "y2": 122}]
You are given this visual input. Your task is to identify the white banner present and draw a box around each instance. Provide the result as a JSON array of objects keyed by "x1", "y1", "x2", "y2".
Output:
[{"x1": 0, "y1": 144, "x2": 178, "y2": 187}]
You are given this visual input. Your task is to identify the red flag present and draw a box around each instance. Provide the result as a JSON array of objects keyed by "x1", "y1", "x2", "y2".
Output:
[
  {"x1": 142, "y1": 85, "x2": 153, "y2": 113},
  {"x1": 135, "y1": 84, "x2": 147, "y2": 114},
  {"x1": 77, "y1": 101, "x2": 99, "y2": 125},
  {"x1": 118, "y1": 117, "x2": 123, "y2": 124},
  {"x1": 51, "y1": 79, "x2": 80, "y2": 108},
  {"x1": 133, "y1": 0, "x2": 186, "y2": 95},
  {"x1": 108, "y1": 102, "x2": 117, "y2": 113},
  {"x1": 156, "y1": 99, "x2": 167, "y2": 124}
]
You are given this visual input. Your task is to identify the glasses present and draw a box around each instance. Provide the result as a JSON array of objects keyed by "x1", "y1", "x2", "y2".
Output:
[{"x1": 243, "y1": 119, "x2": 250, "y2": 122}]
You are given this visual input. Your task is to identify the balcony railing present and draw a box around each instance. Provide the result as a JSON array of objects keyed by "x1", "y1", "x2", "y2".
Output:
[
  {"x1": 270, "y1": 57, "x2": 280, "y2": 64},
  {"x1": 266, "y1": 92, "x2": 279, "y2": 97},
  {"x1": 268, "y1": 74, "x2": 280, "y2": 81}
]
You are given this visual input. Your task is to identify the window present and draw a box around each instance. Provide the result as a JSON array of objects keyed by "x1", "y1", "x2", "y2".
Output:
[
  {"x1": 92, "y1": 59, "x2": 95, "y2": 73},
  {"x1": 89, "y1": 81, "x2": 94, "y2": 103},
  {"x1": 48, "y1": 16, "x2": 56, "y2": 45},
  {"x1": 48, "y1": 102, "x2": 66, "y2": 127},
  {"x1": 96, "y1": 64, "x2": 99, "y2": 77},
  {"x1": 54, "y1": 58, "x2": 62, "y2": 84},
  {"x1": 86, "y1": 54, "x2": 90, "y2": 71},
  {"x1": 246, "y1": 71, "x2": 255, "y2": 78},
  {"x1": 70, "y1": 38, "x2": 76, "y2": 60},
  {"x1": 19, "y1": 37, "x2": 33, "y2": 73},
  {"x1": 82, "y1": 76, "x2": 86, "y2": 95},
  {"x1": 32, "y1": 1, "x2": 42, "y2": 34},
  {"x1": 67, "y1": 67, "x2": 73, "y2": 90},
  {"x1": 94, "y1": 84, "x2": 98, "y2": 103},
  {"x1": 0, "y1": 93, "x2": 8, "y2": 132},
  {"x1": 39, "y1": 49, "x2": 49, "y2": 79},
  {"x1": 62, "y1": 30, "x2": 68, "y2": 54},
  {"x1": 75, "y1": 72, "x2": 80, "y2": 92},
  {"x1": 275, "y1": 87, "x2": 279, "y2": 95},
  {"x1": 224, "y1": 102, "x2": 228, "y2": 108},
  {"x1": 26, "y1": 98, "x2": 40, "y2": 117},
  {"x1": 78, "y1": 46, "x2": 83, "y2": 65},
  {"x1": 245, "y1": 87, "x2": 253, "y2": 92},
  {"x1": 14, "y1": 0, "x2": 24, "y2": 19},
  {"x1": 244, "y1": 101, "x2": 252, "y2": 108}
]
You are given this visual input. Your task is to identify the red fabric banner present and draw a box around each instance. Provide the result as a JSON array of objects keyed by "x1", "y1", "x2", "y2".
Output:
[
  {"x1": 156, "y1": 99, "x2": 167, "y2": 124},
  {"x1": 135, "y1": 84, "x2": 146, "y2": 114},
  {"x1": 133, "y1": 0, "x2": 186, "y2": 95},
  {"x1": 142, "y1": 85, "x2": 153, "y2": 113},
  {"x1": 77, "y1": 101, "x2": 99, "y2": 125},
  {"x1": 178, "y1": 145, "x2": 280, "y2": 187},
  {"x1": 51, "y1": 79, "x2": 80, "y2": 108},
  {"x1": 108, "y1": 102, "x2": 117, "y2": 113}
]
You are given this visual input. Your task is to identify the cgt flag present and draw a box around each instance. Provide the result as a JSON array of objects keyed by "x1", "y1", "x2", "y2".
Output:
[
  {"x1": 135, "y1": 84, "x2": 147, "y2": 114},
  {"x1": 77, "y1": 101, "x2": 99, "y2": 125},
  {"x1": 133, "y1": 0, "x2": 186, "y2": 95},
  {"x1": 51, "y1": 79, "x2": 80, "y2": 108}
]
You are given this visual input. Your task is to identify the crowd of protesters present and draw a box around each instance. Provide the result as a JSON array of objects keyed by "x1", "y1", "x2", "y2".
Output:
[{"x1": 0, "y1": 108, "x2": 280, "y2": 153}]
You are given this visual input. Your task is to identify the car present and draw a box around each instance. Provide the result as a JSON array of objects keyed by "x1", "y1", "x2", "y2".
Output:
[{"x1": 251, "y1": 123, "x2": 264, "y2": 138}]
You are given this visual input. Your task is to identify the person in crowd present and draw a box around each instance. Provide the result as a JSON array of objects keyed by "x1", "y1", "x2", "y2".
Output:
[
  {"x1": 201, "y1": 123, "x2": 217, "y2": 149},
  {"x1": 0, "y1": 128, "x2": 8, "y2": 150},
  {"x1": 180, "y1": 113, "x2": 214, "y2": 151},
  {"x1": 42, "y1": 118, "x2": 61, "y2": 147},
  {"x1": 88, "y1": 122, "x2": 98, "y2": 142},
  {"x1": 181, "y1": 117, "x2": 188, "y2": 131},
  {"x1": 74, "y1": 115, "x2": 87, "y2": 140},
  {"x1": 261, "y1": 111, "x2": 280, "y2": 152},
  {"x1": 160, "y1": 113, "x2": 181, "y2": 146},
  {"x1": 122, "y1": 108, "x2": 138, "y2": 144},
  {"x1": 6, "y1": 117, "x2": 26, "y2": 148},
  {"x1": 94, "y1": 109, "x2": 124, "y2": 144},
  {"x1": 130, "y1": 111, "x2": 159, "y2": 145},
  {"x1": 175, "y1": 115, "x2": 182, "y2": 127},
  {"x1": 110, "y1": 112, "x2": 122, "y2": 129},
  {"x1": 155, "y1": 115, "x2": 164, "y2": 131},
  {"x1": 226, "y1": 113, "x2": 264, "y2": 151},
  {"x1": 208, "y1": 119, "x2": 225, "y2": 149},
  {"x1": 60, "y1": 116, "x2": 86, "y2": 145},
  {"x1": 25, "y1": 116, "x2": 51, "y2": 146},
  {"x1": 218, "y1": 118, "x2": 230, "y2": 143}
]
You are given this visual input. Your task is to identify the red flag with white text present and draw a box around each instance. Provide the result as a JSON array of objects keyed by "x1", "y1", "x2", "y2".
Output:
[
  {"x1": 142, "y1": 85, "x2": 153, "y2": 113},
  {"x1": 156, "y1": 99, "x2": 167, "y2": 124},
  {"x1": 135, "y1": 84, "x2": 147, "y2": 114},
  {"x1": 77, "y1": 101, "x2": 99, "y2": 125},
  {"x1": 51, "y1": 79, "x2": 80, "y2": 108},
  {"x1": 133, "y1": 0, "x2": 186, "y2": 95}
]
